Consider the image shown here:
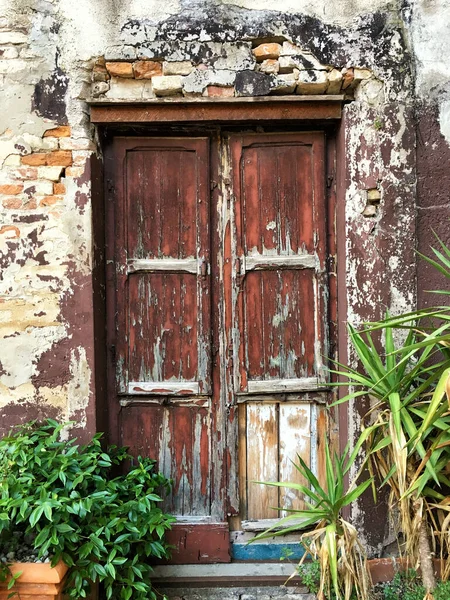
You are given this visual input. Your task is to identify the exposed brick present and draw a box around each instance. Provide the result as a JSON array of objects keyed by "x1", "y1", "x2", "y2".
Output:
[
  {"x1": 106, "y1": 62, "x2": 134, "y2": 78},
  {"x1": 53, "y1": 182, "x2": 66, "y2": 195},
  {"x1": 203, "y1": 85, "x2": 235, "y2": 97},
  {"x1": 2, "y1": 197, "x2": 22, "y2": 209},
  {"x1": 43, "y1": 126, "x2": 71, "y2": 138},
  {"x1": 21, "y1": 150, "x2": 72, "y2": 168},
  {"x1": 47, "y1": 151, "x2": 72, "y2": 167},
  {"x1": 0, "y1": 184, "x2": 23, "y2": 195},
  {"x1": 21, "y1": 153, "x2": 47, "y2": 166},
  {"x1": 253, "y1": 43, "x2": 281, "y2": 62},
  {"x1": 133, "y1": 60, "x2": 163, "y2": 79},
  {"x1": 2, "y1": 196, "x2": 37, "y2": 210},
  {"x1": 0, "y1": 225, "x2": 20, "y2": 238},
  {"x1": 11, "y1": 167, "x2": 38, "y2": 180},
  {"x1": 39, "y1": 195, "x2": 62, "y2": 207}
]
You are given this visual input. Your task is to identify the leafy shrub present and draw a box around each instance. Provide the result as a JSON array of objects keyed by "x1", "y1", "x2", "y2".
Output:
[
  {"x1": 382, "y1": 570, "x2": 425, "y2": 600},
  {"x1": 0, "y1": 419, "x2": 175, "y2": 600}
]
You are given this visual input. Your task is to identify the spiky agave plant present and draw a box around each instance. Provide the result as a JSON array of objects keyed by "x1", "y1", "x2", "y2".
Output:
[{"x1": 251, "y1": 444, "x2": 372, "y2": 600}]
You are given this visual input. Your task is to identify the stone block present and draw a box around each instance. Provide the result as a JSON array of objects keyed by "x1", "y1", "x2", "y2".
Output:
[
  {"x1": 92, "y1": 64, "x2": 109, "y2": 82},
  {"x1": 280, "y1": 41, "x2": 304, "y2": 56},
  {"x1": 37, "y1": 166, "x2": 64, "y2": 182},
  {"x1": 24, "y1": 180, "x2": 53, "y2": 195},
  {"x1": 163, "y1": 61, "x2": 194, "y2": 76},
  {"x1": 104, "y1": 46, "x2": 136, "y2": 61},
  {"x1": 59, "y1": 138, "x2": 95, "y2": 151},
  {"x1": 271, "y1": 73, "x2": 297, "y2": 94},
  {"x1": 105, "y1": 62, "x2": 134, "y2": 78},
  {"x1": 253, "y1": 43, "x2": 281, "y2": 61},
  {"x1": 326, "y1": 68, "x2": 343, "y2": 94},
  {"x1": 152, "y1": 75, "x2": 183, "y2": 96},
  {"x1": 183, "y1": 69, "x2": 236, "y2": 94},
  {"x1": 296, "y1": 70, "x2": 328, "y2": 94},
  {"x1": 341, "y1": 68, "x2": 354, "y2": 90},
  {"x1": 235, "y1": 70, "x2": 272, "y2": 96},
  {"x1": 259, "y1": 59, "x2": 279, "y2": 74},
  {"x1": 279, "y1": 53, "x2": 326, "y2": 73},
  {"x1": 91, "y1": 82, "x2": 110, "y2": 97},
  {"x1": 20, "y1": 134, "x2": 58, "y2": 152},
  {"x1": 133, "y1": 60, "x2": 163, "y2": 79},
  {"x1": 213, "y1": 43, "x2": 254, "y2": 70},
  {"x1": 353, "y1": 67, "x2": 372, "y2": 82},
  {"x1": 105, "y1": 78, "x2": 154, "y2": 100},
  {"x1": 203, "y1": 85, "x2": 234, "y2": 97},
  {"x1": 0, "y1": 46, "x2": 19, "y2": 59},
  {"x1": 0, "y1": 31, "x2": 27, "y2": 44}
]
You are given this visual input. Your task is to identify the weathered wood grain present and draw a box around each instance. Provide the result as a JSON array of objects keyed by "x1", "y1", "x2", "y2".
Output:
[{"x1": 246, "y1": 403, "x2": 279, "y2": 520}]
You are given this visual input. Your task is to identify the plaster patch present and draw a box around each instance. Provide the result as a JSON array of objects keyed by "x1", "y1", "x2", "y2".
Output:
[{"x1": 439, "y1": 99, "x2": 450, "y2": 146}]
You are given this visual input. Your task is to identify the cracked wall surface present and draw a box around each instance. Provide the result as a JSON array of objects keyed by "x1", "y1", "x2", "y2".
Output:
[{"x1": 0, "y1": 0, "x2": 448, "y2": 553}]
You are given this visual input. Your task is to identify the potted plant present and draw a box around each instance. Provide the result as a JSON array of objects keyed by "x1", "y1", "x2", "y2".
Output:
[{"x1": 0, "y1": 419, "x2": 175, "y2": 600}]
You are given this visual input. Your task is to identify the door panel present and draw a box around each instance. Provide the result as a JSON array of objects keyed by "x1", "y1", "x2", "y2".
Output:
[
  {"x1": 121, "y1": 405, "x2": 211, "y2": 516},
  {"x1": 230, "y1": 132, "x2": 328, "y2": 396},
  {"x1": 230, "y1": 132, "x2": 329, "y2": 525},
  {"x1": 107, "y1": 131, "x2": 332, "y2": 562}
]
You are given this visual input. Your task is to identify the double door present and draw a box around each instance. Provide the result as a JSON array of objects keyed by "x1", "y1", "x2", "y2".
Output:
[{"x1": 106, "y1": 130, "x2": 331, "y2": 562}]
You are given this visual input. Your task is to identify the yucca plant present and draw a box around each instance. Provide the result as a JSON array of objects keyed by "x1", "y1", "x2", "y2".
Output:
[
  {"x1": 251, "y1": 444, "x2": 372, "y2": 600},
  {"x1": 331, "y1": 320, "x2": 450, "y2": 597}
]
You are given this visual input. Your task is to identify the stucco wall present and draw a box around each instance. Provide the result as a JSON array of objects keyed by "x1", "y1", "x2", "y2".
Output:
[{"x1": 0, "y1": 0, "x2": 447, "y2": 553}]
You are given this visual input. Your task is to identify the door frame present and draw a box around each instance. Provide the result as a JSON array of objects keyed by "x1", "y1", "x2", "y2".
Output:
[{"x1": 92, "y1": 99, "x2": 347, "y2": 564}]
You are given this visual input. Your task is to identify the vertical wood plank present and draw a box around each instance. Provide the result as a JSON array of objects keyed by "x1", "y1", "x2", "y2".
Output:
[
  {"x1": 238, "y1": 403, "x2": 247, "y2": 523},
  {"x1": 246, "y1": 402, "x2": 279, "y2": 519},
  {"x1": 279, "y1": 403, "x2": 311, "y2": 516}
]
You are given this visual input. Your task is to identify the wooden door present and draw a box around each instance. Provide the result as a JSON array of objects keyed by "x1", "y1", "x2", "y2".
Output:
[{"x1": 105, "y1": 131, "x2": 330, "y2": 564}]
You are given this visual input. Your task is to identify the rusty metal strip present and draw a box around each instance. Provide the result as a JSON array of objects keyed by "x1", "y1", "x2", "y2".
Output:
[{"x1": 91, "y1": 100, "x2": 342, "y2": 124}]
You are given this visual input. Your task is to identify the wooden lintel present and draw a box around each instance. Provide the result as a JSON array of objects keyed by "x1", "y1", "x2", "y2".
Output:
[{"x1": 90, "y1": 97, "x2": 342, "y2": 124}]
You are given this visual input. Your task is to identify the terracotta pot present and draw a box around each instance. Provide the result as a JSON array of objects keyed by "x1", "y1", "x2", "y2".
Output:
[
  {"x1": 0, "y1": 560, "x2": 68, "y2": 600},
  {"x1": 368, "y1": 557, "x2": 445, "y2": 584}
]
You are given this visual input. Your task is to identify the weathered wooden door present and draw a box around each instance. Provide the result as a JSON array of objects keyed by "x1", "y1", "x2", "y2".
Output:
[{"x1": 105, "y1": 131, "x2": 330, "y2": 563}]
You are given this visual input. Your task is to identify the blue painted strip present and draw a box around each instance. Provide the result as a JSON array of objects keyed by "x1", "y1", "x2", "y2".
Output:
[{"x1": 231, "y1": 542, "x2": 306, "y2": 561}]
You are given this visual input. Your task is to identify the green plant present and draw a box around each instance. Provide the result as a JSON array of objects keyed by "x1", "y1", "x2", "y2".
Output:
[
  {"x1": 330, "y1": 233, "x2": 450, "y2": 596},
  {"x1": 382, "y1": 570, "x2": 425, "y2": 600},
  {"x1": 0, "y1": 419, "x2": 175, "y2": 600},
  {"x1": 251, "y1": 444, "x2": 372, "y2": 600}
]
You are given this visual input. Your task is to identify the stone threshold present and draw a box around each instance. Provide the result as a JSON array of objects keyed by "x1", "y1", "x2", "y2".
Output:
[{"x1": 151, "y1": 562, "x2": 303, "y2": 587}]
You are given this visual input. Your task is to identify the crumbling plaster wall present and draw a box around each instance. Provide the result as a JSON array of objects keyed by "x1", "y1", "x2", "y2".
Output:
[
  {"x1": 410, "y1": 0, "x2": 450, "y2": 307},
  {"x1": 0, "y1": 0, "x2": 440, "y2": 552}
]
